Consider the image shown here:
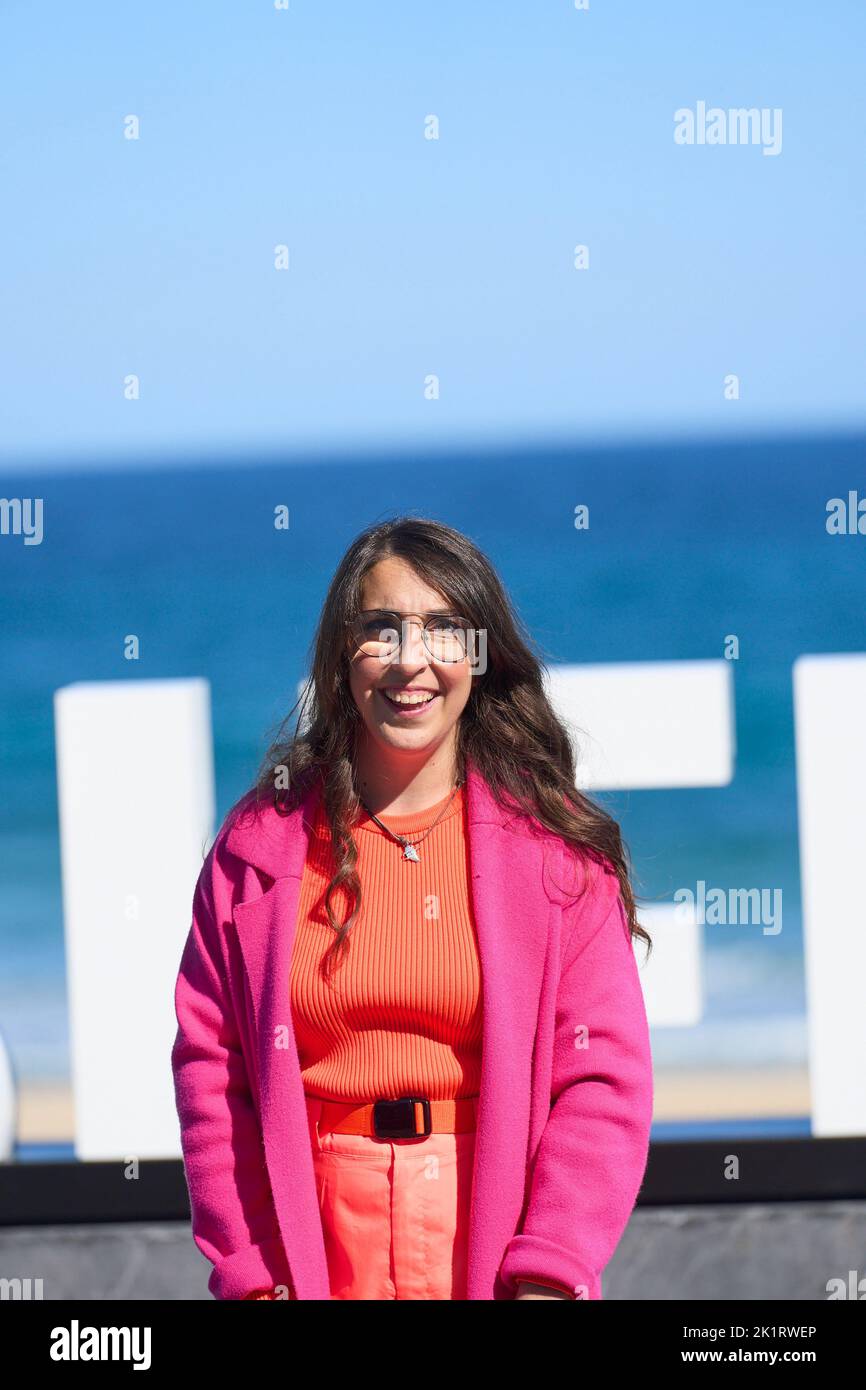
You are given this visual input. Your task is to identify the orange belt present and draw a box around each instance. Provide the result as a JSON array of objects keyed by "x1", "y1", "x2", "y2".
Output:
[{"x1": 307, "y1": 1094, "x2": 477, "y2": 1137}]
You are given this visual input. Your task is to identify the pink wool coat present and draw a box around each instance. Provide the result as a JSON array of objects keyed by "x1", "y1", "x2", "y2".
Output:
[{"x1": 171, "y1": 756, "x2": 654, "y2": 1300}]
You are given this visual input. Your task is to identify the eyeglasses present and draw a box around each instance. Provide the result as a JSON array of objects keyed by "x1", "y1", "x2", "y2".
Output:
[{"x1": 347, "y1": 610, "x2": 475, "y2": 664}]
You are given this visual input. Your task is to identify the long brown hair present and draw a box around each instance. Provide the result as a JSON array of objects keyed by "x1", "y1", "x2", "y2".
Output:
[{"x1": 251, "y1": 515, "x2": 651, "y2": 973}]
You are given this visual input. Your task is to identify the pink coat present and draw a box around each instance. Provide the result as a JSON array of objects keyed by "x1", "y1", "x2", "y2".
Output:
[{"x1": 171, "y1": 755, "x2": 654, "y2": 1300}]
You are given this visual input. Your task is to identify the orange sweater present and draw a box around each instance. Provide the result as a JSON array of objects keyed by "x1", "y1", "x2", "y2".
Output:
[{"x1": 289, "y1": 783, "x2": 482, "y2": 1101}]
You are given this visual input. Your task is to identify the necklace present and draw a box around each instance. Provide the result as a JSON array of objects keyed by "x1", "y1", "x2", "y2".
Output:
[{"x1": 358, "y1": 779, "x2": 463, "y2": 862}]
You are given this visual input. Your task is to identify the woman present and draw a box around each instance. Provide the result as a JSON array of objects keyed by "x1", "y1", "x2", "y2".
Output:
[{"x1": 171, "y1": 515, "x2": 654, "y2": 1301}]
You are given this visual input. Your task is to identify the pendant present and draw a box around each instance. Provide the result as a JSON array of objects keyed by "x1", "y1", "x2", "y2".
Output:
[{"x1": 402, "y1": 843, "x2": 420, "y2": 862}]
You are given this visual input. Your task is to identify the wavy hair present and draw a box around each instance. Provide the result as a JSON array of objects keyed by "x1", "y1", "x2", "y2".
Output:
[{"x1": 251, "y1": 515, "x2": 651, "y2": 974}]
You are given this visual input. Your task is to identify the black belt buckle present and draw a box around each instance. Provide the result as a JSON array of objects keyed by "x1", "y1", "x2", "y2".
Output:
[{"x1": 373, "y1": 1096, "x2": 432, "y2": 1139}]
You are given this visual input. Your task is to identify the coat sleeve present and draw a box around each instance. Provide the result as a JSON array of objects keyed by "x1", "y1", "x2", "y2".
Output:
[
  {"x1": 499, "y1": 866, "x2": 654, "y2": 1299},
  {"x1": 171, "y1": 838, "x2": 292, "y2": 1300}
]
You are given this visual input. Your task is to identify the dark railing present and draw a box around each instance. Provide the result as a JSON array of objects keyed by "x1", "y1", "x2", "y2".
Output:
[{"x1": 2, "y1": 1133, "x2": 866, "y2": 1226}]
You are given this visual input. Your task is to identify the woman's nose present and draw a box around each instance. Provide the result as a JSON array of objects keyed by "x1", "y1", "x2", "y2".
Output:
[{"x1": 391, "y1": 618, "x2": 430, "y2": 666}]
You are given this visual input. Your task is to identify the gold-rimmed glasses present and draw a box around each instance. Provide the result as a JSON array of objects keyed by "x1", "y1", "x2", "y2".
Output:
[{"x1": 347, "y1": 610, "x2": 474, "y2": 664}]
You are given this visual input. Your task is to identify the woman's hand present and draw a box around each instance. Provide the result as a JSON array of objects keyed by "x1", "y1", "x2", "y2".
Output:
[{"x1": 515, "y1": 1281, "x2": 573, "y2": 1300}]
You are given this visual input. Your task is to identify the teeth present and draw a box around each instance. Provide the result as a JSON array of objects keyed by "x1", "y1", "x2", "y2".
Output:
[{"x1": 383, "y1": 690, "x2": 435, "y2": 705}]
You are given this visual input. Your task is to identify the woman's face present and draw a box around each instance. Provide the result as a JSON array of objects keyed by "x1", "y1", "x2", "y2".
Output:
[{"x1": 347, "y1": 557, "x2": 474, "y2": 767}]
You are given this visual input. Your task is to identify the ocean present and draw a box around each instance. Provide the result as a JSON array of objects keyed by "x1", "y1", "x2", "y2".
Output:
[{"x1": 2, "y1": 430, "x2": 863, "y2": 1098}]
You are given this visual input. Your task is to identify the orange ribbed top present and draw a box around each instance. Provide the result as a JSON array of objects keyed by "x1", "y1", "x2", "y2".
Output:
[{"x1": 289, "y1": 783, "x2": 482, "y2": 1102}]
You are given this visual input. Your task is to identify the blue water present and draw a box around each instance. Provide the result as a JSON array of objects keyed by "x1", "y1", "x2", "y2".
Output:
[{"x1": 2, "y1": 430, "x2": 864, "y2": 1097}]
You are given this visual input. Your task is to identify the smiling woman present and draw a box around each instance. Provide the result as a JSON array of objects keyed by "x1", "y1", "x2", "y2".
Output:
[{"x1": 171, "y1": 514, "x2": 653, "y2": 1301}]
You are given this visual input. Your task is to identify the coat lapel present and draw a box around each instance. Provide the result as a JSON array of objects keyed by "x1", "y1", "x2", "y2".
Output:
[
  {"x1": 225, "y1": 757, "x2": 556, "y2": 1299},
  {"x1": 462, "y1": 767, "x2": 554, "y2": 1297},
  {"x1": 226, "y1": 785, "x2": 329, "y2": 1298}
]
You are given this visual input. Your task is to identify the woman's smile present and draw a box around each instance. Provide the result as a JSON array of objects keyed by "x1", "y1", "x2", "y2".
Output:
[{"x1": 377, "y1": 687, "x2": 441, "y2": 717}]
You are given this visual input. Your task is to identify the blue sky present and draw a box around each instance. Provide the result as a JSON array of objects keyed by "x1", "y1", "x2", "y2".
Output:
[{"x1": 2, "y1": 0, "x2": 865, "y2": 470}]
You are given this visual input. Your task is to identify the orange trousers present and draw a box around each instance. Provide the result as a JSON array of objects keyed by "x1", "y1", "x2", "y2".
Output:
[{"x1": 305, "y1": 1093, "x2": 477, "y2": 1300}]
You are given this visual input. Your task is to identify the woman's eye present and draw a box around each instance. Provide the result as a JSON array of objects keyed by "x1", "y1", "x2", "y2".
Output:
[{"x1": 361, "y1": 619, "x2": 401, "y2": 642}]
